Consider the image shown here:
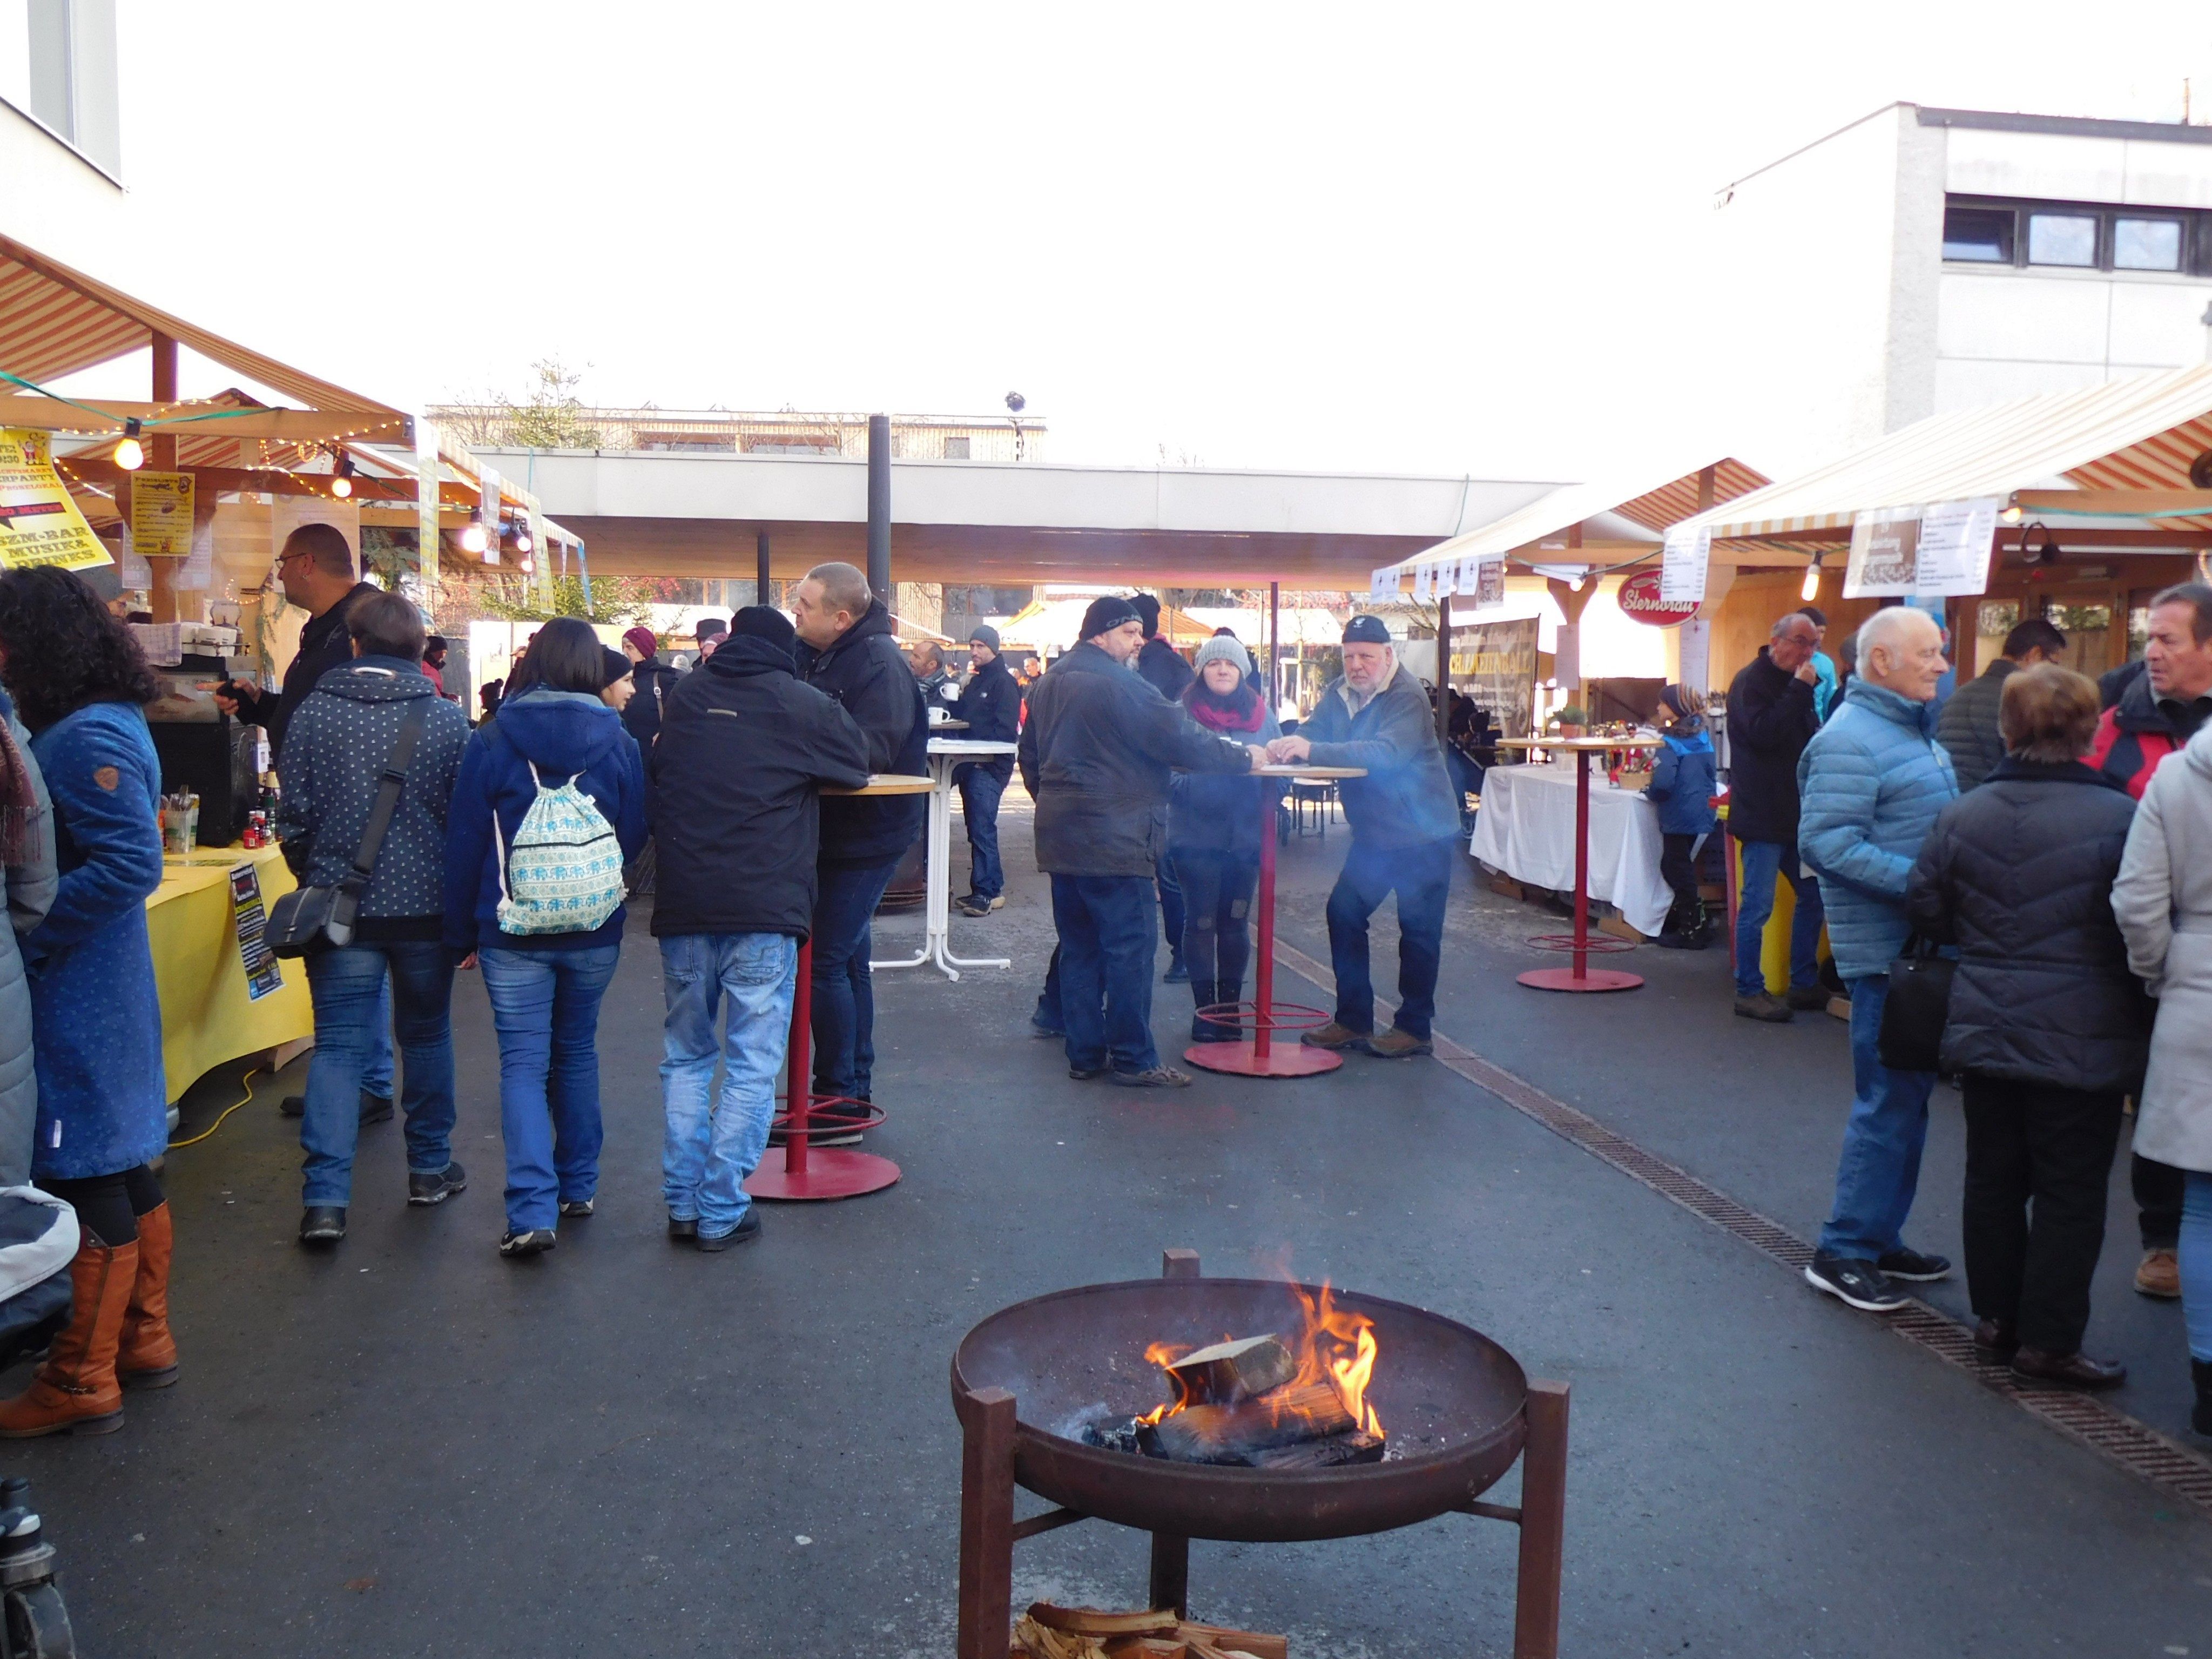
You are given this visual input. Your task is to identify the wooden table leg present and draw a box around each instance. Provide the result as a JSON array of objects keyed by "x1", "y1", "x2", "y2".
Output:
[
  {"x1": 1512, "y1": 1379, "x2": 1569, "y2": 1659},
  {"x1": 956, "y1": 1386, "x2": 1017, "y2": 1659}
]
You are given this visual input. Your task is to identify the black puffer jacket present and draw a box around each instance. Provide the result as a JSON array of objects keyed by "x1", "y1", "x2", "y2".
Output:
[
  {"x1": 1725, "y1": 648, "x2": 1820, "y2": 844},
  {"x1": 1905, "y1": 757, "x2": 2152, "y2": 1093},
  {"x1": 1934, "y1": 658, "x2": 2015, "y2": 793},
  {"x1": 1017, "y1": 642, "x2": 1256, "y2": 876},
  {"x1": 794, "y1": 600, "x2": 927, "y2": 866}
]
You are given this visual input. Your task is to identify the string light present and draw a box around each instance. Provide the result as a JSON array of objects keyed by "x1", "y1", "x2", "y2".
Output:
[
  {"x1": 514, "y1": 523, "x2": 533, "y2": 555},
  {"x1": 1800, "y1": 550, "x2": 1824, "y2": 604},
  {"x1": 460, "y1": 510, "x2": 488, "y2": 555},
  {"x1": 2000, "y1": 504, "x2": 2024, "y2": 525},
  {"x1": 330, "y1": 452, "x2": 356, "y2": 498},
  {"x1": 113, "y1": 419, "x2": 145, "y2": 471}
]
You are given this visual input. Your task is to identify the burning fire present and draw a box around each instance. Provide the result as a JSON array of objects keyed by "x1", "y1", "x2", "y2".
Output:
[{"x1": 1138, "y1": 1280, "x2": 1384, "y2": 1437}]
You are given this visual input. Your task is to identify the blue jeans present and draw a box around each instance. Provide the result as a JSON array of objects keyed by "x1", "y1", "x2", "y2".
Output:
[
  {"x1": 300, "y1": 941, "x2": 457, "y2": 1205},
  {"x1": 480, "y1": 945, "x2": 622, "y2": 1232},
  {"x1": 956, "y1": 765, "x2": 1006, "y2": 900},
  {"x1": 1817, "y1": 974, "x2": 1937, "y2": 1261},
  {"x1": 1051, "y1": 874, "x2": 1160, "y2": 1074},
  {"x1": 1034, "y1": 946, "x2": 1064, "y2": 1034},
  {"x1": 1733, "y1": 838, "x2": 1825, "y2": 998},
  {"x1": 659, "y1": 933, "x2": 798, "y2": 1238},
  {"x1": 362, "y1": 973, "x2": 394, "y2": 1099},
  {"x1": 2182, "y1": 1171, "x2": 2212, "y2": 1363},
  {"x1": 1326, "y1": 837, "x2": 1454, "y2": 1040},
  {"x1": 811, "y1": 856, "x2": 901, "y2": 1101}
]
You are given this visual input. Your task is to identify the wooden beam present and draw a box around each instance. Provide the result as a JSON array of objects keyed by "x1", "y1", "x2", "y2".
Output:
[
  {"x1": 59, "y1": 456, "x2": 477, "y2": 506},
  {"x1": 147, "y1": 334, "x2": 179, "y2": 623},
  {"x1": 1, "y1": 397, "x2": 408, "y2": 443}
]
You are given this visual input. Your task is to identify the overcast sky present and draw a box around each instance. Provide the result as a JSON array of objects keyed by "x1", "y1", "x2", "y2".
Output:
[{"x1": 87, "y1": 1, "x2": 2212, "y2": 482}]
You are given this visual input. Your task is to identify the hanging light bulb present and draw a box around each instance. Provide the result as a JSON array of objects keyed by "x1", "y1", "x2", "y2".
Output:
[
  {"x1": 514, "y1": 525, "x2": 534, "y2": 555},
  {"x1": 1568, "y1": 574, "x2": 1585, "y2": 592},
  {"x1": 1800, "y1": 551, "x2": 1824, "y2": 604},
  {"x1": 113, "y1": 418, "x2": 145, "y2": 471},
  {"x1": 518, "y1": 555, "x2": 534, "y2": 575},
  {"x1": 460, "y1": 510, "x2": 489, "y2": 556},
  {"x1": 329, "y1": 452, "x2": 356, "y2": 499},
  {"x1": 2000, "y1": 503, "x2": 2023, "y2": 525}
]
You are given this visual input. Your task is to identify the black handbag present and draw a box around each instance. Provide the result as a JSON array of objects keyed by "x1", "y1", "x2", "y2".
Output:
[
  {"x1": 268, "y1": 703, "x2": 431, "y2": 959},
  {"x1": 1876, "y1": 933, "x2": 1955, "y2": 1073}
]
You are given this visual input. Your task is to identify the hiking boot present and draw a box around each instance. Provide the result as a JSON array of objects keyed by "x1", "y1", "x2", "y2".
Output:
[
  {"x1": 1785, "y1": 984, "x2": 1829, "y2": 1012},
  {"x1": 1804, "y1": 1252, "x2": 1906, "y2": 1312},
  {"x1": 1300, "y1": 1021, "x2": 1368, "y2": 1050},
  {"x1": 0, "y1": 1237, "x2": 134, "y2": 1438},
  {"x1": 498, "y1": 1229, "x2": 556, "y2": 1259},
  {"x1": 408, "y1": 1163, "x2": 468, "y2": 1206},
  {"x1": 697, "y1": 1211, "x2": 763, "y2": 1252},
  {"x1": 2136, "y1": 1247, "x2": 2182, "y2": 1299},
  {"x1": 1877, "y1": 1245, "x2": 1951, "y2": 1283},
  {"x1": 1361, "y1": 1028, "x2": 1433, "y2": 1059},
  {"x1": 298, "y1": 1206, "x2": 347, "y2": 1245},
  {"x1": 1655, "y1": 925, "x2": 1710, "y2": 952},
  {"x1": 1108, "y1": 1066, "x2": 1193, "y2": 1089},
  {"x1": 1733, "y1": 992, "x2": 1793, "y2": 1023},
  {"x1": 117, "y1": 1202, "x2": 179, "y2": 1390}
]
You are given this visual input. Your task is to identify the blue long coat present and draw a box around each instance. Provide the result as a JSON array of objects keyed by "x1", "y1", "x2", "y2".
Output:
[{"x1": 24, "y1": 701, "x2": 167, "y2": 1181}]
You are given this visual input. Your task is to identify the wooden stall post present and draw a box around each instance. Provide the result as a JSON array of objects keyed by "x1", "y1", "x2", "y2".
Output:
[{"x1": 146, "y1": 332, "x2": 180, "y2": 623}]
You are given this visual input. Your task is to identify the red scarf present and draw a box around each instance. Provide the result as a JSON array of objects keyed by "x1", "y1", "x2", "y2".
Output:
[{"x1": 1184, "y1": 683, "x2": 1264, "y2": 733}]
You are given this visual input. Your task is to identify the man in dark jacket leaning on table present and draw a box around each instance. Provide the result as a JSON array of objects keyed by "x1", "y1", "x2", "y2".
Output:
[
  {"x1": 1267, "y1": 615, "x2": 1462, "y2": 1060},
  {"x1": 1724, "y1": 611, "x2": 1827, "y2": 1022},
  {"x1": 1019, "y1": 596, "x2": 1263, "y2": 1089}
]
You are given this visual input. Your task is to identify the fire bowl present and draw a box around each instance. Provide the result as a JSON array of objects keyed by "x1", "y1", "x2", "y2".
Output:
[{"x1": 951, "y1": 1276, "x2": 1528, "y2": 1543}]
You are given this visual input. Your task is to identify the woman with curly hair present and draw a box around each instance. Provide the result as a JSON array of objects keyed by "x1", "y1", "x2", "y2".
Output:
[{"x1": 0, "y1": 568, "x2": 170, "y2": 1437}]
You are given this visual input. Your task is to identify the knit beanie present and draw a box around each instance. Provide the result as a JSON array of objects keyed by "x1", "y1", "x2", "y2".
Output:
[
  {"x1": 1192, "y1": 634, "x2": 1252, "y2": 677},
  {"x1": 1080, "y1": 596, "x2": 1139, "y2": 640},
  {"x1": 730, "y1": 604, "x2": 797, "y2": 656},
  {"x1": 1130, "y1": 594, "x2": 1162, "y2": 636},
  {"x1": 622, "y1": 625, "x2": 658, "y2": 658},
  {"x1": 969, "y1": 624, "x2": 1001, "y2": 652},
  {"x1": 601, "y1": 647, "x2": 634, "y2": 690}
]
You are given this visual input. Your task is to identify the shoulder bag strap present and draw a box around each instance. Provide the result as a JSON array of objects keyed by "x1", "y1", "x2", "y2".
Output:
[{"x1": 342, "y1": 700, "x2": 433, "y2": 893}]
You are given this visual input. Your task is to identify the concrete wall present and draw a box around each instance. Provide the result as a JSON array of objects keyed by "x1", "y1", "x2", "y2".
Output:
[{"x1": 0, "y1": 91, "x2": 126, "y2": 273}]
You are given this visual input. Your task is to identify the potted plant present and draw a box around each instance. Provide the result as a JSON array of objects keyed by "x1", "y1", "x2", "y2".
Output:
[{"x1": 1554, "y1": 704, "x2": 1587, "y2": 739}]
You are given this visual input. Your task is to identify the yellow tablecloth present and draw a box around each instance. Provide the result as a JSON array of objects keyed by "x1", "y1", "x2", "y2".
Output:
[{"x1": 147, "y1": 844, "x2": 313, "y2": 1103}]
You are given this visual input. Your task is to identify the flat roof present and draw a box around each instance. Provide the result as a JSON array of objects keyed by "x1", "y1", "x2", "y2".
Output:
[{"x1": 1914, "y1": 105, "x2": 2212, "y2": 146}]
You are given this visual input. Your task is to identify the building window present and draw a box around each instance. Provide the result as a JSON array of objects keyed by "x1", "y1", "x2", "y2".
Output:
[
  {"x1": 1942, "y1": 205, "x2": 2014, "y2": 262},
  {"x1": 2026, "y1": 212, "x2": 2098, "y2": 266},
  {"x1": 943, "y1": 436, "x2": 971, "y2": 460},
  {"x1": 2115, "y1": 217, "x2": 2183, "y2": 271}
]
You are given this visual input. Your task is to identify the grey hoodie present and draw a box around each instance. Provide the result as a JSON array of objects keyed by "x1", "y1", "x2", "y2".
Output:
[{"x1": 2115, "y1": 722, "x2": 2212, "y2": 1172}]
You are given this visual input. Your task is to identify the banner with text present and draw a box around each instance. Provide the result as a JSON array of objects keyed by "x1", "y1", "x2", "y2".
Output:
[
  {"x1": 0, "y1": 430, "x2": 110, "y2": 571},
  {"x1": 1448, "y1": 615, "x2": 1540, "y2": 739},
  {"x1": 1844, "y1": 497, "x2": 1999, "y2": 598}
]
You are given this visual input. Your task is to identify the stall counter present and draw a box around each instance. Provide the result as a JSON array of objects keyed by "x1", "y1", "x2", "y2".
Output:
[{"x1": 147, "y1": 843, "x2": 312, "y2": 1104}]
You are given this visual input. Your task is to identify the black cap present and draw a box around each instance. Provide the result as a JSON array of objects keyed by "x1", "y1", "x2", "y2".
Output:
[
  {"x1": 600, "y1": 646, "x2": 633, "y2": 690},
  {"x1": 1341, "y1": 615, "x2": 1392, "y2": 645},
  {"x1": 1130, "y1": 594, "x2": 1162, "y2": 635},
  {"x1": 695, "y1": 616, "x2": 730, "y2": 641},
  {"x1": 1080, "y1": 596, "x2": 1139, "y2": 640},
  {"x1": 730, "y1": 604, "x2": 797, "y2": 655}
]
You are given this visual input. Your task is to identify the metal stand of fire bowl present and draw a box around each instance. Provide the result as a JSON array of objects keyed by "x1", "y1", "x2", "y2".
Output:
[{"x1": 949, "y1": 1248, "x2": 1570, "y2": 1659}]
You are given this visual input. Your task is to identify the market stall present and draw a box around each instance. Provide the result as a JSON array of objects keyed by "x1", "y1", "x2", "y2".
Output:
[{"x1": 147, "y1": 846, "x2": 309, "y2": 1104}]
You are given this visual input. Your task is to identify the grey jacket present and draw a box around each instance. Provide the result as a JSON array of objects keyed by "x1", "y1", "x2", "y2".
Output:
[
  {"x1": 2114, "y1": 724, "x2": 2212, "y2": 1172},
  {"x1": 0, "y1": 701, "x2": 56, "y2": 1186},
  {"x1": 1298, "y1": 666, "x2": 1462, "y2": 851}
]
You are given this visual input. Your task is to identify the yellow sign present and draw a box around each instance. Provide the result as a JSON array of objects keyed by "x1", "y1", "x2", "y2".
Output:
[
  {"x1": 128, "y1": 470, "x2": 195, "y2": 558},
  {"x1": 0, "y1": 429, "x2": 110, "y2": 571}
]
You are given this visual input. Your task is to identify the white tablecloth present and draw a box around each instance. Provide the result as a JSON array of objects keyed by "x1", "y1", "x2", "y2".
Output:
[{"x1": 1467, "y1": 761, "x2": 1674, "y2": 936}]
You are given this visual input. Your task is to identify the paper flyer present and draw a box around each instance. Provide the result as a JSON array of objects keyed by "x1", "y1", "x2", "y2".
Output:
[
  {"x1": 128, "y1": 470, "x2": 195, "y2": 558},
  {"x1": 0, "y1": 429, "x2": 111, "y2": 571},
  {"x1": 1368, "y1": 564, "x2": 1399, "y2": 603},
  {"x1": 1658, "y1": 524, "x2": 1711, "y2": 606}
]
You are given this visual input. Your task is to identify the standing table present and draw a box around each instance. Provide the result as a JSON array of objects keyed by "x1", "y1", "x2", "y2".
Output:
[
  {"x1": 1184, "y1": 764, "x2": 1366, "y2": 1078},
  {"x1": 745, "y1": 774, "x2": 932, "y2": 1203},
  {"x1": 874, "y1": 737, "x2": 1020, "y2": 981},
  {"x1": 1489, "y1": 737, "x2": 1660, "y2": 994}
]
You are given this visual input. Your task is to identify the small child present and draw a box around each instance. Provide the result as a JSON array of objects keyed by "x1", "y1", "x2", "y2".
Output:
[{"x1": 1645, "y1": 684, "x2": 1718, "y2": 949}]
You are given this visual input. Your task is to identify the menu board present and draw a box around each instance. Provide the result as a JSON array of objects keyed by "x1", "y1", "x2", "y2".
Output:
[
  {"x1": 1658, "y1": 523, "x2": 1710, "y2": 605},
  {"x1": 1845, "y1": 497, "x2": 1999, "y2": 597}
]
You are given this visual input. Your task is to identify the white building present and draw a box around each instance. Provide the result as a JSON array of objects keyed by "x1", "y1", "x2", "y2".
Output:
[
  {"x1": 1, "y1": 0, "x2": 126, "y2": 269},
  {"x1": 1713, "y1": 103, "x2": 2212, "y2": 475}
]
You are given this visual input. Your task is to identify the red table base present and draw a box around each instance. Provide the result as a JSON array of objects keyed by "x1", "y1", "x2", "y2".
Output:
[
  {"x1": 743, "y1": 937, "x2": 902, "y2": 1203},
  {"x1": 1184, "y1": 1039, "x2": 1343, "y2": 1077},
  {"x1": 1516, "y1": 966, "x2": 1644, "y2": 994}
]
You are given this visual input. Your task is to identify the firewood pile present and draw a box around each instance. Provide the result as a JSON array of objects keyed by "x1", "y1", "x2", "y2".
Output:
[{"x1": 1012, "y1": 1602, "x2": 1287, "y2": 1659}]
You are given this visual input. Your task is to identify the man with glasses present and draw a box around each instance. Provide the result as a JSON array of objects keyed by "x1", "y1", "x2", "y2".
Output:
[{"x1": 216, "y1": 523, "x2": 390, "y2": 1125}]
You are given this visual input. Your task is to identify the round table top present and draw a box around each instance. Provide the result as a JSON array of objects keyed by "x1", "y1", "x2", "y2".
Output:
[
  {"x1": 822, "y1": 773, "x2": 936, "y2": 796},
  {"x1": 1493, "y1": 735, "x2": 1661, "y2": 751},
  {"x1": 929, "y1": 718, "x2": 969, "y2": 731},
  {"x1": 927, "y1": 737, "x2": 1018, "y2": 754},
  {"x1": 1249, "y1": 764, "x2": 1367, "y2": 778}
]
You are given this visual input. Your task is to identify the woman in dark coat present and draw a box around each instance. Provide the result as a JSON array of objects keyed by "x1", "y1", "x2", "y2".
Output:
[
  {"x1": 1906, "y1": 665, "x2": 2151, "y2": 1391},
  {"x1": 0, "y1": 570, "x2": 171, "y2": 1436}
]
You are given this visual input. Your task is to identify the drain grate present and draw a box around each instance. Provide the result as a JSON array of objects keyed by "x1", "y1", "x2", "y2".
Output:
[{"x1": 1268, "y1": 939, "x2": 2212, "y2": 1516}]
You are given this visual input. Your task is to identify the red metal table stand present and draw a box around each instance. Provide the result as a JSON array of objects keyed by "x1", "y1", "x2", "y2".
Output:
[
  {"x1": 1185, "y1": 770, "x2": 1348, "y2": 1077},
  {"x1": 1518, "y1": 746, "x2": 1643, "y2": 994},
  {"x1": 744, "y1": 938, "x2": 902, "y2": 1200}
]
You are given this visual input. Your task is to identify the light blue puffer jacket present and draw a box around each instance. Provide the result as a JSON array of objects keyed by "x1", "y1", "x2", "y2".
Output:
[{"x1": 1797, "y1": 679, "x2": 1958, "y2": 981}]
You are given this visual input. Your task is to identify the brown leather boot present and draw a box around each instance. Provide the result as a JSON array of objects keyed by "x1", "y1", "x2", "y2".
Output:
[
  {"x1": 118, "y1": 1202, "x2": 178, "y2": 1390},
  {"x1": 0, "y1": 1236, "x2": 136, "y2": 1437}
]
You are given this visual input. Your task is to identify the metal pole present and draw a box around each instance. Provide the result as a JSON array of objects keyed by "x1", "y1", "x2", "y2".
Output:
[
  {"x1": 1255, "y1": 787, "x2": 1277, "y2": 1061},
  {"x1": 1435, "y1": 592, "x2": 1453, "y2": 746},
  {"x1": 784, "y1": 939, "x2": 814, "y2": 1177},
  {"x1": 757, "y1": 528, "x2": 772, "y2": 606},
  {"x1": 1572, "y1": 752, "x2": 1591, "y2": 982},
  {"x1": 1269, "y1": 580, "x2": 1280, "y2": 706},
  {"x1": 866, "y1": 414, "x2": 891, "y2": 604}
]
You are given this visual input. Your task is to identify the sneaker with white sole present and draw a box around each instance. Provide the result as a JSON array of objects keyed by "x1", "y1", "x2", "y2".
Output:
[
  {"x1": 407, "y1": 1162, "x2": 467, "y2": 1206},
  {"x1": 1804, "y1": 1252, "x2": 1907, "y2": 1312},
  {"x1": 1876, "y1": 1245, "x2": 1951, "y2": 1283}
]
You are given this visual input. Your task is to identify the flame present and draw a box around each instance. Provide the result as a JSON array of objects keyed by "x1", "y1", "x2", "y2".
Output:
[{"x1": 1140, "y1": 1282, "x2": 1382, "y2": 1438}]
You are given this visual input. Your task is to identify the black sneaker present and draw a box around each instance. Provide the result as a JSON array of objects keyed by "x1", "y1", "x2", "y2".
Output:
[
  {"x1": 558, "y1": 1198, "x2": 594, "y2": 1219},
  {"x1": 407, "y1": 1162, "x2": 468, "y2": 1206},
  {"x1": 667, "y1": 1216, "x2": 699, "y2": 1244},
  {"x1": 1804, "y1": 1252, "x2": 1907, "y2": 1312},
  {"x1": 697, "y1": 1211, "x2": 763, "y2": 1252},
  {"x1": 1164, "y1": 959, "x2": 1190, "y2": 984},
  {"x1": 1108, "y1": 1066, "x2": 1193, "y2": 1089},
  {"x1": 297, "y1": 1205, "x2": 347, "y2": 1245},
  {"x1": 498, "y1": 1228, "x2": 555, "y2": 1258},
  {"x1": 1877, "y1": 1246, "x2": 1952, "y2": 1283}
]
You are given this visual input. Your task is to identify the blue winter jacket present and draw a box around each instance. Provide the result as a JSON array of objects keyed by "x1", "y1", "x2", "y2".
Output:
[
  {"x1": 443, "y1": 688, "x2": 649, "y2": 954},
  {"x1": 1796, "y1": 679, "x2": 1959, "y2": 981},
  {"x1": 1645, "y1": 728, "x2": 1717, "y2": 836},
  {"x1": 23, "y1": 702, "x2": 166, "y2": 1180}
]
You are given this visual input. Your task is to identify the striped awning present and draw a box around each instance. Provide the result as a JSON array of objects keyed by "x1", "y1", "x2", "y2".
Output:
[
  {"x1": 1676, "y1": 365, "x2": 2212, "y2": 543},
  {"x1": 0, "y1": 232, "x2": 402, "y2": 420},
  {"x1": 1393, "y1": 457, "x2": 1769, "y2": 577}
]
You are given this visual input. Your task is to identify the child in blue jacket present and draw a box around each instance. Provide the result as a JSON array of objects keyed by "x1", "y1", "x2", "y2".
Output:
[{"x1": 1645, "y1": 683, "x2": 1718, "y2": 949}]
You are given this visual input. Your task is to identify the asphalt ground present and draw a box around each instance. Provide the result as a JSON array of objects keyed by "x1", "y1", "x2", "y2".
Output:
[{"x1": 9, "y1": 787, "x2": 2212, "y2": 1658}]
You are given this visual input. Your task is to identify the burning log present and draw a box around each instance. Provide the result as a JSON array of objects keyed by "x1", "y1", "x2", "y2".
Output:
[
  {"x1": 1161, "y1": 1334, "x2": 1294, "y2": 1406},
  {"x1": 1137, "y1": 1381, "x2": 1354, "y2": 1464},
  {"x1": 1246, "y1": 1429, "x2": 1386, "y2": 1471}
]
